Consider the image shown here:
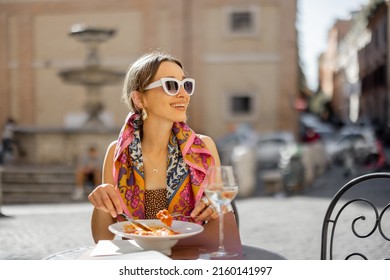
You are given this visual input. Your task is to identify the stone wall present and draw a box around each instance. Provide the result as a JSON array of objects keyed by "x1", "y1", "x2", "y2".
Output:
[{"x1": 14, "y1": 127, "x2": 119, "y2": 165}]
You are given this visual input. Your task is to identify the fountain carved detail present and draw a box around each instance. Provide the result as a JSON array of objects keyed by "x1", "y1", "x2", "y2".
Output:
[
  {"x1": 13, "y1": 24, "x2": 125, "y2": 165},
  {"x1": 59, "y1": 24, "x2": 124, "y2": 128}
]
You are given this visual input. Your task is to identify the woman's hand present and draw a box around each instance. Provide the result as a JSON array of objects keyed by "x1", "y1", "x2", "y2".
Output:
[
  {"x1": 88, "y1": 183, "x2": 124, "y2": 218},
  {"x1": 190, "y1": 196, "x2": 219, "y2": 222}
]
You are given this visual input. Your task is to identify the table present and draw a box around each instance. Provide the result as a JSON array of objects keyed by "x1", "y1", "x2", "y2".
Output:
[
  {"x1": 44, "y1": 243, "x2": 286, "y2": 260},
  {"x1": 44, "y1": 212, "x2": 286, "y2": 260}
]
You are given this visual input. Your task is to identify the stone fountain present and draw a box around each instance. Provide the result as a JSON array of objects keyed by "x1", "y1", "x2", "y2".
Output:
[
  {"x1": 59, "y1": 24, "x2": 124, "y2": 128},
  {"x1": 0, "y1": 25, "x2": 126, "y2": 204},
  {"x1": 14, "y1": 24, "x2": 124, "y2": 166}
]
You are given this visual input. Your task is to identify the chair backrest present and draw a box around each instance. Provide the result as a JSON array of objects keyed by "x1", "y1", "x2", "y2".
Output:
[
  {"x1": 231, "y1": 200, "x2": 239, "y2": 228},
  {"x1": 321, "y1": 172, "x2": 390, "y2": 260}
]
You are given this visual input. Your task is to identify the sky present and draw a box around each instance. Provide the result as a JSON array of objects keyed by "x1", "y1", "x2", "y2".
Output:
[{"x1": 298, "y1": 0, "x2": 370, "y2": 91}]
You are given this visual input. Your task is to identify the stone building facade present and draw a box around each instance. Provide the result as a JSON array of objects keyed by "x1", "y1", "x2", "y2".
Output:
[
  {"x1": 358, "y1": 0, "x2": 389, "y2": 137},
  {"x1": 333, "y1": 11, "x2": 370, "y2": 124},
  {"x1": 318, "y1": 0, "x2": 390, "y2": 137},
  {"x1": 0, "y1": 0, "x2": 299, "y2": 164}
]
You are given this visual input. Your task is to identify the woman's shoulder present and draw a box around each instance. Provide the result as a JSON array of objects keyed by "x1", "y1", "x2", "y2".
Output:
[
  {"x1": 198, "y1": 134, "x2": 213, "y2": 142},
  {"x1": 197, "y1": 134, "x2": 221, "y2": 165},
  {"x1": 106, "y1": 140, "x2": 118, "y2": 155},
  {"x1": 198, "y1": 134, "x2": 217, "y2": 149},
  {"x1": 108, "y1": 140, "x2": 118, "y2": 148}
]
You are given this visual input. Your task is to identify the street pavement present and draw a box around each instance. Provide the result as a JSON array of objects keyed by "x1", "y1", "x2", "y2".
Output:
[{"x1": 0, "y1": 165, "x2": 389, "y2": 260}]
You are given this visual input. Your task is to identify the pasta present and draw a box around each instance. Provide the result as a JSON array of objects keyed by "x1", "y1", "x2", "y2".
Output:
[
  {"x1": 123, "y1": 223, "x2": 179, "y2": 236},
  {"x1": 122, "y1": 209, "x2": 179, "y2": 236},
  {"x1": 156, "y1": 209, "x2": 173, "y2": 227}
]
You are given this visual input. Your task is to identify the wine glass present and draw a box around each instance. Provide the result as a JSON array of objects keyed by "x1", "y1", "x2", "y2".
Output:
[{"x1": 204, "y1": 165, "x2": 239, "y2": 258}]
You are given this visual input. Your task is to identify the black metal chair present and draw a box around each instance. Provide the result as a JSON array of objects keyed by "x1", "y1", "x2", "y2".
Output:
[
  {"x1": 231, "y1": 200, "x2": 239, "y2": 228},
  {"x1": 321, "y1": 172, "x2": 390, "y2": 260}
]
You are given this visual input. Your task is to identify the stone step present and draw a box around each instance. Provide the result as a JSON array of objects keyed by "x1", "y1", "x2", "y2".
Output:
[
  {"x1": 0, "y1": 164, "x2": 87, "y2": 204},
  {"x1": 3, "y1": 191, "x2": 76, "y2": 204},
  {"x1": 2, "y1": 174, "x2": 75, "y2": 184},
  {"x1": 2, "y1": 183, "x2": 74, "y2": 193}
]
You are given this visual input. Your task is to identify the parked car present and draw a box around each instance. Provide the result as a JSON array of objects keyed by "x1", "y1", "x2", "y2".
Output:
[
  {"x1": 230, "y1": 144, "x2": 257, "y2": 197},
  {"x1": 255, "y1": 132, "x2": 298, "y2": 170},
  {"x1": 256, "y1": 131, "x2": 305, "y2": 195},
  {"x1": 278, "y1": 144, "x2": 305, "y2": 194},
  {"x1": 325, "y1": 125, "x2": 379, "y2": 166},
  {"x1": 299, "y1": 113, "x2": 336, "y2": 143},
  {"x1": 216, "y1": 124, "x2": 257, "y2": 197},
  {"x1": 216, "y1": 133, "x2": 242, "y2": 166},
  {"x1": 216, "y1": 123, "x2": 257, "y2": 166}
]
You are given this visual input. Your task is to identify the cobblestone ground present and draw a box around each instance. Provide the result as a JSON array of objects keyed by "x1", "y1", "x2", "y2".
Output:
[
  {"x1": 0, "y1": 203, "x2": 94, "y2": 260},
  {"x1": 237, "y1": 166, "x2": 390, "y2": 260},
  {"x1": 0, "y1": 166, "x2": 389, "y2": 260},
  {"x1": 237, "y1": 196, "x2": 389, "y2": 260}
]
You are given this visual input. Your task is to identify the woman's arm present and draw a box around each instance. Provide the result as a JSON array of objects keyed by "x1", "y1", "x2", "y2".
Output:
[
  {"x1": 189, "y1": 135, "x2": 222, "y2": 222},
  {"x1": 89, "y1": 140, "x2": 122, "y2": 243},
  {"x1": 199, "y1": 134, "x2": 221, "y2": 167}
]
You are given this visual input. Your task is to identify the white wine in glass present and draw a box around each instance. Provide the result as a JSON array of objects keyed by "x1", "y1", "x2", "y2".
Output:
[{"x1": 204, "y1": 165, "x2": 239, "y2": 258}]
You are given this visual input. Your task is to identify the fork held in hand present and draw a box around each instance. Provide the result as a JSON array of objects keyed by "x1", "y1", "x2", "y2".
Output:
[
  {"x1": 171, "y1": 213, "x2": 192, "y2": 219},
  {"x1": 118, "y1": 213, "x2": 152, "y2": 231},
  {"x1": 119, "y1": 212, "x2": 132, "y2": 221}
]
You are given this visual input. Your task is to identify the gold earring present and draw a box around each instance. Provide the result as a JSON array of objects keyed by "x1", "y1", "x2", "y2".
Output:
[{"x1": 142, "y1": 108, "x2": 148, "y2": 121}]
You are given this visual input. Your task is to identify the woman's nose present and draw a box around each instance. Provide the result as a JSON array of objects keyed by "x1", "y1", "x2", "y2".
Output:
[{"x1": 176, "y1": 86, "x2": 188, "y2": 97}]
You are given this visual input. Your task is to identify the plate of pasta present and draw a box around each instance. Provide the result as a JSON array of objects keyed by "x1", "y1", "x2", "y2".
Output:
[{"x1": 108, "y1": 220, "x2": 203, "y2": 255}]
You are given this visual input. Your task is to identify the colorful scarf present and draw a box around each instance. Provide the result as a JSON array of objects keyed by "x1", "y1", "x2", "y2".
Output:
[{"x1": 113, "y1": 113, "x2": 214, "y2": 220}]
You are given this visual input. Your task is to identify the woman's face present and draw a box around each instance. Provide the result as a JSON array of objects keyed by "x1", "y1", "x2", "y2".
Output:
[{"x1": 142, "y1": 61, "x2": 191, "y2": 123}]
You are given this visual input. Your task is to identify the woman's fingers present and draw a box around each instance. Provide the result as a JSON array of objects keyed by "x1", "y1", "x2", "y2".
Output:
[
  {"x1": 190, "y1": 197, "x2": 208, "y2": 218},
  {"x1": 111, "y1": 186, "x2": 124, "y2": 215},
  {"x1": 88, "y1": 184, "x2": 123, "y2": 218},
  {"x1": 196, "y1": 206, "x2": 216, "y2": 222},
  {"x1": 191, "y1": 196, "x2": 218, "y2": 222},
  {"x1": 100, "y1": 190, "x2": 119, "y2": 218}
]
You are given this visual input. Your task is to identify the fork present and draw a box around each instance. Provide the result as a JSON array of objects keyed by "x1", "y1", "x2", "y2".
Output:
[
  {"x1": 118, "y1": 213, "x2": 152, "y2": 231},
  {"x1": 118, "y1": 212, "x2": 132, "y2": 221},
  {"x1": 171, "y1": 213, "x2": 193, "y2": 219}
]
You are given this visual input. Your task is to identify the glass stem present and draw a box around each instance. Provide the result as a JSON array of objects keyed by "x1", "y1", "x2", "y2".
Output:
[{"x1": 217, "y1": 208, "x2": 225, "y2": 252}]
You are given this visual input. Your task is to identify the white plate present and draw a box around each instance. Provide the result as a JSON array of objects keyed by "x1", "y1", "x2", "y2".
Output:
[{"x1": 108, "y1": 219, "x2": 203, "y2": 255}]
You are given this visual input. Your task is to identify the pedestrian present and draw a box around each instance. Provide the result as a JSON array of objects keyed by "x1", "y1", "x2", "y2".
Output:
[
  {"x1": 72, "y1": 145, "x2": 102, "y2": 200},
  {"x1": 1, "y1": 118, "x2": 18, "y2": 164},
  {"x1": 88, "y1": 51, "x2": 221, "y2": 242},
  {"x1": 303, "y1": 127, "x2": 320, "y2": 143}
]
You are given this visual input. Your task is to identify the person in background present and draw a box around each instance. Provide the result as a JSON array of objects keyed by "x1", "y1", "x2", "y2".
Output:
[
  {"x1": 0, "y1": 118, "x2": 18, "y2": 164},
  {"x1": 303, "y1": 127, "x2": 320, "y2": 143},
  {"x1": 73, "y1": 146, "x2": 102, "y2": 200},
  {"x1": 88, "y1": 51, "x2": 220, "y2": 242}
]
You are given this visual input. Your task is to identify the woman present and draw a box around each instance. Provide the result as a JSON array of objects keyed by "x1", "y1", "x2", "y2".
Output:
[{"x1": 88, "y1": 51, "x2": 220, "y2": 242}]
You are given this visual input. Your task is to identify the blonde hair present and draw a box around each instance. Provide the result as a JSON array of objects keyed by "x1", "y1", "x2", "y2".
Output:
[{"x1": 122, "y1": 51, "x2": 183, "y2": 113}]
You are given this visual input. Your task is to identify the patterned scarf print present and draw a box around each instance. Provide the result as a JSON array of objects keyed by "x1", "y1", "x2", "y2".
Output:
[{"x1": 113, "y1": 113, "x2": 214, "y2": 220}]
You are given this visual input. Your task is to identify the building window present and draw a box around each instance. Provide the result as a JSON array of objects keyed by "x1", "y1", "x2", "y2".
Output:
[
  {"x1": 231, "y1": 95, "x2": 252, "y2": 114},
  {"x1": 224, "y1": 6, "x2": 259, "y2": 37},
  {"x1": 224, "y1": 91, "x2": 257, "y2": 122},
  {"x1": 231, "y1": 11, "x2": 253, "y2": 32}
]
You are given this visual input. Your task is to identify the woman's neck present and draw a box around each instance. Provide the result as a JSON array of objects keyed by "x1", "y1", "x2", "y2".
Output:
[{"x1": 141, "y1": 119, "x2": 172, "y2": 154}]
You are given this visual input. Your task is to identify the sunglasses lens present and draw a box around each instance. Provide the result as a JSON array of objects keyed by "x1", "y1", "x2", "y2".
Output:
[
  {"x1": 184, "y1": 81, "x2": 194, "y2": 95},
  {"x1": 164, "y1": 80, "x2": 179, "y2": 95}
]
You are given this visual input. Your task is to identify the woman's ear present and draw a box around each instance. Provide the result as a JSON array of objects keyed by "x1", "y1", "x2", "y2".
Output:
[{"x1": 131, "y1": 91, "x2": 144, "y2": 110}]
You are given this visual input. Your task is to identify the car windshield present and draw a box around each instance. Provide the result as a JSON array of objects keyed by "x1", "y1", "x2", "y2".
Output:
[
  {"x1": 337, "y1": 134, "x2": 366, "y2": 145},
  {"x1": 258, "y1": 138, "x2": 287, "y2": 149}
]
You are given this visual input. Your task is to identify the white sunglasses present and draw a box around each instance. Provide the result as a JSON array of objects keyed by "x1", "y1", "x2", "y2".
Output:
[{"x1": 144, "y1": 77, "x2": 195, "y2": 96}]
